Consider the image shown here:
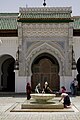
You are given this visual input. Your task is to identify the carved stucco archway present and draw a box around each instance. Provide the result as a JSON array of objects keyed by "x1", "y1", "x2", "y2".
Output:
[{"x1": 26, "y1": 42, "x2": 65, "y2": 76}]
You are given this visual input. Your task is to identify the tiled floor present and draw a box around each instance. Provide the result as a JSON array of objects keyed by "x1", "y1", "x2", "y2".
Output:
[{"x1": 0, "y1": 95, "x2": 80, "y2": 120}]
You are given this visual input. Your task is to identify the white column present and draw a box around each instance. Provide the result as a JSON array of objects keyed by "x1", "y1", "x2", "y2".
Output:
[
  {"x1": 15, "y1": 70, "x2": 26, "y2": 93},
  {"x1": 26, "y1": 76, "x2": 31, "y2": 85}
]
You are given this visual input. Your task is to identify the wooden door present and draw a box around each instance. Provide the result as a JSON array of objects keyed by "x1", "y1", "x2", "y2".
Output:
[{"x1": 31, "y1": 58, "x2": 59, "y2": 92}]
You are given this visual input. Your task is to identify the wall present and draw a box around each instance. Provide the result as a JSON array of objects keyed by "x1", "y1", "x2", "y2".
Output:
[
  {"x1": 15, "y1": 70, "x2": 26, "y2": 93},
  {"x1": 73, "y1": 37, "x2": 80, "y2": 62},
  {"x1": 60, "y1": 76, "x2": 73, "y2": 92},
  {"x1": 0, "y1": 37, "x2": 18, "y2": 58},
  {"x1": 15, "y1": 70, "x2": 32, "y2": 93}
]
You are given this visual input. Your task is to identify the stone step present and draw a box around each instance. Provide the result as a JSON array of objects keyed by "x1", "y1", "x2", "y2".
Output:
[{"x1": 21, "y1": 102, "x2": 64, "y2": 109}]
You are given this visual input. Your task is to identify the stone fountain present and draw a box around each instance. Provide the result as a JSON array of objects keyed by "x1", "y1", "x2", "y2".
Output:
[
  {"x1": 21, "y1": 93, "x2": 64, "y2": 110},
  {"x1": 30, "y1": 93, "x2": 55, "y2": 103}
]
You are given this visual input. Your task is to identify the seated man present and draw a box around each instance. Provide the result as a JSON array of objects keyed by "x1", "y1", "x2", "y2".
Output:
[{"x1": 42, "y1": 81, "x2": 53, "y2": 93}]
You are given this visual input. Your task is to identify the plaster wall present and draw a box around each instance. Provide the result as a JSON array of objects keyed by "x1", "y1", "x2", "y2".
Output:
[
  {"x1": 0, "y1": 37, "x2": 18, "y2": 58},
  {"x1": 15, "y1": 70, "x2": 26, "y2": 93},
  {"x1": 73, "y1": 37, "x2": 80, "y2": 62},
  {"x1": 60, "y1": 76, "x2": 73, "y2": 92}
]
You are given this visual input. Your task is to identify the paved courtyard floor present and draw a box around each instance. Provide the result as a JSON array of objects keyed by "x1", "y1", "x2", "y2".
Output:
[{"x1": 0, "y1": 94, "x2": 80, "y2": 120}]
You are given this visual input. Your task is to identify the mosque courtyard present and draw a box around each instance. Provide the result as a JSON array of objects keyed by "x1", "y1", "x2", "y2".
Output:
[{"x1": 0, "y1": 94, "x2": 80, "y2": 120}]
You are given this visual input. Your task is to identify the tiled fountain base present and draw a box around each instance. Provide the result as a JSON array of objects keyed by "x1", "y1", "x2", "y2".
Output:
[
  {"x1": 10, "y1": 99, "x2": 78, "y2": 112},
  {"x1": 21, "y1": 102, "x2": 64, "y2": 109}
]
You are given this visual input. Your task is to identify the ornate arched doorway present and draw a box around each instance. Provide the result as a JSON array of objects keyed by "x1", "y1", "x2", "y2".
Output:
[
  {"x1": 0, "y1": 54, "x2": 15, "y2": 92},
  {"x1": 31, "y1": 53, "x2": 60, "y2": 92}
]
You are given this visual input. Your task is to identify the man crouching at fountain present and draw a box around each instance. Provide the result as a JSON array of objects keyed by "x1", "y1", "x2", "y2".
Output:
[
  {"x1": 59, "y1": 93, "x2": 71, "y2": 108},
  {"x1": 35, "y1": 83, "x2": 41, "y2": 93},
  {"x1": 42, "y1": 81, "x2": 53, "y2": 94}
]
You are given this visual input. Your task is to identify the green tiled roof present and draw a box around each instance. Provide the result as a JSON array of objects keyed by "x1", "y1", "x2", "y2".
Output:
[
  {"x1": 73, "y1": 16, "x2": 80, "y2": 29},
  {"x1": 0, "y1": 13, "x2": 18, "y2": 30},
  {"x1": 19, "y1": 13, "x2": 71, "y2": 19},
  {"x1": 0, "y1": 12, "x2": 80, "y2": 30},
  {"x1": 19, "y1": 7, "x2": 72, "y2": 19}
]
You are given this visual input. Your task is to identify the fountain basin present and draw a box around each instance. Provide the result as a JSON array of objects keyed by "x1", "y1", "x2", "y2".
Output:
[{"x1": 30, "y1": 93, "x2": 56, "y2": 103}]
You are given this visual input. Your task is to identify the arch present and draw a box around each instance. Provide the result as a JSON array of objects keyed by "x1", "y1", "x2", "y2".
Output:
[
  {"x1": 26, "y1": 42, "x2": 65, "y2": 76},
  {"x1": 0, "y1": 54, "x2": 15, "y2": 92},
  {"x1": 31, "y1": 53, "x2": 59, "y2": 73},
  {"x1": 31, "y1": 53, "x2": 60, "y2": 91}
]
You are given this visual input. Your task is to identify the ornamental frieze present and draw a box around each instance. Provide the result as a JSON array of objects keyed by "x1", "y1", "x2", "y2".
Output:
[
  {"x1": 25, "y1": 42, "x2": 65, "y2": 76},
  {"x1": 22, "y1": 23, "x2": 68, "y2": 37}
]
